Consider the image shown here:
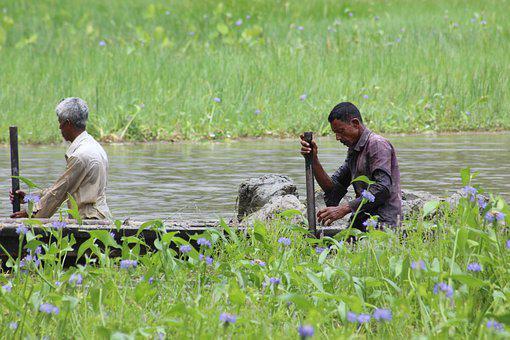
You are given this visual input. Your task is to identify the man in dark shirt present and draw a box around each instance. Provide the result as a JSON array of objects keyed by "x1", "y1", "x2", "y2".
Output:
[{"x1": 300, "y1": 102, "x2": 402, "y2": 230}]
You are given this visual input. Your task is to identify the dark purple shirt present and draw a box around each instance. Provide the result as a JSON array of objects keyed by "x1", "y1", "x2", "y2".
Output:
[{"x1": 324, "y1": 128, "x2": 402, "y2": 227}]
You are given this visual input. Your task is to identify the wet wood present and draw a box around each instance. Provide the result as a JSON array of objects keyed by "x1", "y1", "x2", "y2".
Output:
[
  {"x1": 9, "y1": 126, "x2": 20, "y2": 213},
  {"x1": 303, "y1": 132, "x2": 317, "y2": 235}
]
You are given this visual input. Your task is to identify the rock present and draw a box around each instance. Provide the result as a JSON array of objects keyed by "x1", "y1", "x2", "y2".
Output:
[
  {"x1": 244, "y1": 195, "x2": 306, "y2": 224},
  {"x1": 237, "y1": 174, "x2": 298, "y2": 220},
  {"x1": 401, "y1": 189, "x2": 440, "y2": 217}
]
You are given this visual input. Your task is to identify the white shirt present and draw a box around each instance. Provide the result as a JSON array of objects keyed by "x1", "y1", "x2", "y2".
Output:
[{"x1": 35, "y1": 131, "x2": 112, "y2": 219}]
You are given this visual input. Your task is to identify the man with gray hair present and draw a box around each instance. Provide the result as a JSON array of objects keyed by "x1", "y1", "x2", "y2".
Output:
[{"x1": 10, "y1": 97, "x2": 112, "y2": 220}]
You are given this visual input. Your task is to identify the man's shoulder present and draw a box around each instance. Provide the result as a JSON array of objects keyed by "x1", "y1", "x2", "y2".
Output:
[{"x1": 70, "y1": 135, "x2": 108, "y2": 162}]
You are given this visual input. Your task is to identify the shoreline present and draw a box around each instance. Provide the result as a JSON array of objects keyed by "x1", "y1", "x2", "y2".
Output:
[{"x1": 1, "y1": 129, "x2": 509, "y2": 148}]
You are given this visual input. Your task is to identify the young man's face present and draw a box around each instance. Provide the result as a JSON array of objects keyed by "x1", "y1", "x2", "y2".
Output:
[{"x1": 330, "y1": 118, "x2": 362, "y2": 147}]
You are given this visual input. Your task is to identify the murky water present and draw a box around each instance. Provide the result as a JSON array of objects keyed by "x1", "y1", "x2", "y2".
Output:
[{"x1": 1, "y1": 133, "x2": 509, "y2": 220}]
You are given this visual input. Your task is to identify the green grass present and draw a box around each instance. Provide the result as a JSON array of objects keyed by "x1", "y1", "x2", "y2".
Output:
[
  {"x1": 0, "y1": 176, "x2": 509, "y2": 338},
  {"x1": 0, "y1": 0, "x2": 509, "y2": 143}
]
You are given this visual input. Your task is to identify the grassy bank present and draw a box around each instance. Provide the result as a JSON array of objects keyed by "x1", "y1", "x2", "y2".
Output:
[
  {"x1": 0, "y1": 0, "x2": 509, "y2": 143},
  {"x1": 0, "y1": 178, "x2": 509, "y2": 338}
]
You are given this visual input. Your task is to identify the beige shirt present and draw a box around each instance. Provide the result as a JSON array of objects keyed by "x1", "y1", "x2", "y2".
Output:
[{"x1": 35, "y1": 131, "x2": 112, "y2": 220}]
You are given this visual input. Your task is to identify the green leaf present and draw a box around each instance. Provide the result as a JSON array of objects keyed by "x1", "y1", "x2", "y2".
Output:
[
  {"x1": 67, "y1": 193, "x2": 82, "y2": 225},
  {"x1": 306, "y1": 271, "x2": 324, "y2": 292},
  {"x1": 12, "y1": 175, "x2": 41, "y2": 189},
  {"x1": 351, "y1": 175, "x2": 375, "y2": 185},
  {"x1": 422, "y1": 200, "x2": 440, "y2": 218},
  {"x1": 460, "y1": 168, "x2": 471, "y2": 186},
  {"x1": 450, "y1": 274, "x2": 487, "y2": 288},
  {"x1": 279, "y1": 294, "x2": 313, "y2": 311},
  {"x1": 217, "y1": 23, "x2": 229, "y2": 35}
]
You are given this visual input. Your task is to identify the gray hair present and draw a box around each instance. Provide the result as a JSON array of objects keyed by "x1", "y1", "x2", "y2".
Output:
[{"x1": 55, "y1": 97, "x2": 89, "y2": 129}]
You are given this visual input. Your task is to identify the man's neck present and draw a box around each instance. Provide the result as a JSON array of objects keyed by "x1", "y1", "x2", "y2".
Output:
[{"x1": 68, "y1": 129, "x2": 86, "y2": 143}]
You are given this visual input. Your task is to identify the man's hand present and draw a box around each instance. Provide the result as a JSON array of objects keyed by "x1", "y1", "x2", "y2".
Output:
[
  {"x1": 317, "y1": 204, "x2": 351, "y2": 226},
  {"x1": 10, "y1": 210, "x2": 28, "y2": 218},
  {"x1": 9, "y1": 189, "x2": 26, "y2": 204},
  {"x1": 300, "y1": 134, "x2": 318, "y2": 158}
]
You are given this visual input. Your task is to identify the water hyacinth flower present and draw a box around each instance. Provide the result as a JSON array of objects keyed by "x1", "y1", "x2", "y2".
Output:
[
  {"x1": 348, "y1": 12, "x2": 353, "y2": 17},
  {"x1": 39, "y1": 303, "x2": 59, "y2": 315},
  {"x1": 363, "y1": 94, "x2": 369, "y2": 99},
  {"x1": 395, "y1": 37, "x2": 401, "y2": 43},
  {"x1": 467, "y1": 262, "x2": 482, "y2": 272},
  {"x1": 120, "y1": 259, "x2": 137, "y2": 269},
  {"x1": 213, "y1": 97, "x2": 221, "y2": 103},
  {"x1": 219, "y1": 313, "x2": 237, "y2": 324},
  {"x1": 433, "y1": 282, "x2": 454, "y2": 298},
  {"x1": 254, "y1": 109, "x2": 261, "y2": 115},
  {"x1": 298, "y1": 325, "x2": 314, "y2": 338},
  {"x1": 373, "y1": 308, "x2": 392, "y2": 321},
  {"x1": 52, "y1": 221, "x2": 67, "y2": 229},
  {"x1": 55, "y1": 281, "x2": 62, "y2": 287},
  {"x1": 466, "y1": 111, "x2": 471, "y2": 116},
  {"x1": 315, "y1": 246, "x2": 326, "y2": 254},
  {"x1": 24, "y1": 193, "x2": 40, "y2": 203},
  {"x1": 179, "y1": 245, "x2": 192, "y2": 254},
  {"x1": 299, "y1": 93, "x2": 307, "y2": 101},
  {"x1": 110, "y1": 231, "x2": 115, "y2": 238},
  {"x1": 197, "y1": 238, "x2": 211, "y2": 248},
  {"x1": 357, "y1": 314, "x2": 371, "y2": 323},
  {"x1": 9, "y1": 322, "x2": 18, "y2": 330},
  {"x1": 235, "y1": 19, "x2": 243, "y2": 26},
  {"x1": 250, "y1": 259, "x2": 266, "y2": 266},
  {"x1": 99, "y1": 40, "x2": 106, "y2": 46},
  {"x1": 362, "y1": 219, "x2": 377, "y2": 228},
  {"x1": 297, "y1": 26, "x2": 304, "y2": 31},
  {"x1": 69, "y1": 273, "x2": 83, "y2": 285},
  {"x1": 346, "y1": 312, "x2": 358, "y2": 323},
  {"x1": 486, "y1": 320, "x2": 504, "y2": 332},
  {"x1": 269, "y1": 277, "x2": 281, "y2": 285},
  {"x1": 480, "y1": 20, "x2": 487, "y2": 25},
  {"x1": 2, "y1": 282, "x2": 12, "y2": 292},
  {"x1": 246, "y1": 15, "x2": 251, "y2": 20},
  {"x1": 485, "y1": 211, "x2": 505, "y2": 223},
  {"x1": 477, "y1": 195, "x2": 487, "y2": 209},
  {"x1": 411, "y1": 260, "x2": 426, "y2": 271},
  {"x1": 461, "y1": 185, "x2": 477, "y2": 201},
  {"x1": 361, "y1": 190, "x2": 375, "y2": 203},
  {"x1": 278, "y1": 237, "x2": 291, "y2": 246},
  {"x1": 148, "y1": 277, "x2": 155, "y2": 284},
  {"x1": 506, "y1": 239, "x2": 510, "y2": 249},
  {"x1": 199, "y1": 254, "x2": 214, "y2": 265},
  {"x1": 16, "y1": 224, "x2": 28, "y2": 235}
]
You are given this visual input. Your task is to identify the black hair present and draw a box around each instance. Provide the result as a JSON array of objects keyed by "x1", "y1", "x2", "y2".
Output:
[{"x1": 328, "y1": 102, "x2": 363, "y2": 124}]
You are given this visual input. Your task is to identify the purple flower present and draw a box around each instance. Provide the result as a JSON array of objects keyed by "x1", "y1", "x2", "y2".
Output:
[
  {"x1": 433, "y1": 282, "x2": 454, "y2": 298},
  {"x1": 52, "y1": 221, "x2": 67, "y2": 229},
  {"x1": 357, "y1": 314, "x2": 371, "y2": 323},
  {"x1": 477, "y1": 195, "x2": 487, "y2": 209},
  {"x1": 251, "y1": 259, "x2": 266, "y2": 266},
  {"x1": 197, "y1": 238, "x2": 211, "y2": 248},
  {"x1": 120, "y1": 259, "x2": 138, "y2": 269},
  {"x1": 278, "y1": 237, "x2": 291, "y2": 246},
  {"x1": 467, "y1": 262, "x2": 482, "y2": 272},
  {"x1": 363, "y1": 94, "x2": 369, "y2": 99},
  {"x1": 213, "y1": 97, "x2": 221, "y2": 103},
  {"x1": 411, "y1": 260, "x2": 426, "y2": 271},
  {"x1": 395, "y1": 37, "x2": 401, "y2": 43},
  {"x1": 9, "y1": 322, "x2": 18, "y2": 330},
  {"x1": 2, "y1": 282, "x2": 12, "y2": 292},
  {"x1": 348, "y1": 12, "x2": 353, "y2": 17},
  {"x1": 39, "y1": 303, "x2": 59, "y2": 315},
  {"x1": 110, "y1": 231, "x2": 115, "y2": 238},
  {"x1": 188, "y1": 31, "x2": 196, "y2": 36},
  {"x1": 347, "y1": 312, "x2": 358, "y2": 323},
  {"x1": 362, "y1": 219, "x2": 377, "y2": 228},
  {"x1": 24, "y1": 194, "x2": 40, "y2": 204},
  {"x1": 486, "y1": 320, "x2": 504, "y2": 332},
  {"x1": 315, "y1": 247, "x2": 325, "y2": 254},
  {"x1": 299, "y1": 94, "x2": 307, "y2": 101},
  {"x1": 99, "y1": 40, "x2": 106, "y2": 47},
  {"x1": 165, "y1": 10, "x2": 170, "y2": 15},
  {"x1": 205, "y1": 256, "x2": 214, "y2": 265},
  {"x1": 480, "y1": 20, "x2": 487, "y2": 25},
  {"x1": 34, "y1": 246, "x2": 42, "y2": 255},
  {"x1": 235, "y1": 19, "x2": 243, "y2": 26},
  {"x1": 219, "y1": 313, "x2": 237, "y2": 324},
  {"x1": 461, "y1": 186, "x2": 477, "y2": 200},
  {"x1": 470, "y1": 18, "x2": 476, "y2": 23},
  {"x1": 453, "y1": 22, "x2": 459, "y2": 28},
  {"x1": 254, "y1": 109, "x2": 261, "y2": 115},
  {"x1": 361, "y1": 190, "x2": 375, "y2": 203},
  {"x1": 246, "y1": 15, "x2": 251, "y2": 20},
  {"x1": 148, "y1": 277, "x2": 155, "y2": 284},
  {"x1": 179, "y1": 245, "x2": 192, "y2": 254},
  {"x1": 297, "y1": 26, "x2": 304, "y2": 31},
  {"x1": 55, "y1": 281, "x2": 62, "y2": 287},
  {"x1": 298, "y1": 325, "x2": 314, "y2": 338},
  {"x1": 485, "y1": 211, "x2": 505, "y2": 223},
  {"x1": 69, "y1": 273, "x2": 83, "y2": 285},
  {"x1": 269, "y1": 277, "x2": 281, "y2": 285},
  {"x1": 466, "y1": 111, "x2": 471, "y2": 116},
  {"x1": 16, "y1": 224, "x2": 28, "y2": 235},
  {"x1": 506, "y1": 239, "x2": 510, "y2": 249},
  {"x1": 374, "y1": 15, "x2": 380, "y2": 21},
  {"x1": 373, "y1": 308, "x2": 392, "y2": 321}
]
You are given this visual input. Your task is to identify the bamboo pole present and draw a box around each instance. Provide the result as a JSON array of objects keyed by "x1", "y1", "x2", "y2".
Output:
[{"x1": 9, "y1": 126, "x2": 20, "y2": 213}]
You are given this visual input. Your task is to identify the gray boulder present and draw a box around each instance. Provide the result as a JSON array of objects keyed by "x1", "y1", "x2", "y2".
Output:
[
  {"x1": 237, "y1": 174, "x2": 298, "y2": 220},
  {"x1": 244, "y1": 195, "x2": 306, "y2": 224}
]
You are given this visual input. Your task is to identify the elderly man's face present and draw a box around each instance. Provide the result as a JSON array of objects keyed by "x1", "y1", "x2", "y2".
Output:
[
  {"x1": 330, "y1": 118, "x2": 362, "y2": 148},
  {"x1": 58, "y1": 118, "x2": 73, "y2": 142}
]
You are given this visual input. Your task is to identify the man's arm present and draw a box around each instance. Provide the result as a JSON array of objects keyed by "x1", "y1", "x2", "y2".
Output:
[
  {"x1": 348, "y1": 169, "x2": 391, "y2": 213},
  {"x1": 300, "y1": 135, "x2": 334, "y2": 192},
  {"x1": 34, "y1": 157, "x2": 88, "y2": 218}
]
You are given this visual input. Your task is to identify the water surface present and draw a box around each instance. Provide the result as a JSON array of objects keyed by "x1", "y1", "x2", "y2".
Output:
[{"x1": 1, "y1": 133, "x2": 509, "y2": 220}]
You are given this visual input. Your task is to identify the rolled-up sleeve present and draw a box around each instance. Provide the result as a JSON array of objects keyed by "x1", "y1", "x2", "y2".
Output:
[
  {"x1": 35, "y1": 157, "x2": 87, "y2": 218},
  {"x1": 347, "y1": 169, "x2": 391, "y2": 213},
  {"x1": 324, "y1": 160, "x2": 351, "y2": 206}
]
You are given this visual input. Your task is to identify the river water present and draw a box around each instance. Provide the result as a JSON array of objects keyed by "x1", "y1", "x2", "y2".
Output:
[{"x1": 1, "y1": 133, "x2": 509, "y2": 221}]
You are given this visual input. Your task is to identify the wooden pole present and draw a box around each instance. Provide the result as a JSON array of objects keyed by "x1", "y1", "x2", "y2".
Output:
[
  {"x1": 304, "y1": 132, "x2": 317, "y2": 235},
  {"x1": 9, "y1": 126, "x2": 21, "y2": 213}
]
